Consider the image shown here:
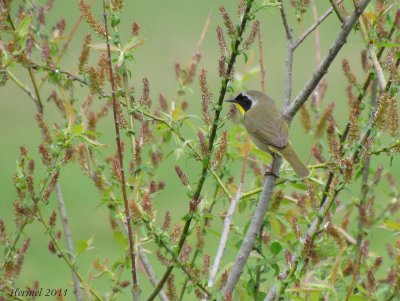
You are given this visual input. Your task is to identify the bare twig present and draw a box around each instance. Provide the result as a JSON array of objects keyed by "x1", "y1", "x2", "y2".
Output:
[
  {"x1": 102, "y1": 2, "x2": 139, "y2": 300},
  {"x1": 258, "y1": 29, "x2": 266, "y2": 94},
  {"x1": 359, "y1": 18, "x2": 387, "y2": 89},
  {"x1": 196, "y1": 12, "x2": 212, "y2": 51},
  {"x1": 222, "y1": 158, "x2": 282, "y2": 298},
  {"x1": 55, "y1": 183, "x2": 82, "y2": 301},
  {"x1": 279, "y1": 0, "x2": 292, "y2": 41},
  {"x1": 35, "y1": 202, "x2": 103, "y2": 301},
  {"x1": 345, "y1": 242, "x2": 363, "y2": 301},
  {"x1": 139, "y1": 249, "x2": 170, "y2": 301},
  {"x1": 205, "y1": 138, "x2": 250, "y2": 297},
  {"x1": 292, "y1": 2, "x2": 338, "y2": 50},
  {"x1": 329, "y1": 0, "x2": 345, "y2": 22},
  {"x1": 6, "y1": 70, "x2": 40, "y2": 108},
  {"x1": 279, "y1": 0, "x2": 293, "y2": 107},
  {"x1": 340, "y1": 17, "x2": 398, "y2": 146},
  {"x1": 285, "y1": 0, "x2": 371, "y2": 122}
]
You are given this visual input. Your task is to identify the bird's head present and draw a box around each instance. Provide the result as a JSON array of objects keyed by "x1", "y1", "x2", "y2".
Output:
[{"x1": 225, "y1": 90, "x2": 262, "y2": 115}]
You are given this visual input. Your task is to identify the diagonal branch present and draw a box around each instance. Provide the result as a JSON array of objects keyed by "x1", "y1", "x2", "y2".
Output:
[
  {"x1": 55, "y1": 183, "x2": 82, "y2": 301},
  {"x1": 292, "y1": 2, "x2": 339, "y2": 50},
  {"x1": 285, "y1": 0, "x2": 371, "y2": 122},
  {"x1": 139, "y1": 249, "x2": 170, "y2": 301},
  {"x1": 205, "y1": 137, "x2": 250, "y2": 298}
]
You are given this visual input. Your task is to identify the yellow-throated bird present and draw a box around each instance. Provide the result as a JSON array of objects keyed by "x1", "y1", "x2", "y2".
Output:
[{"x1": 226, "y1": 90, "x2": 309, "y2": 178}]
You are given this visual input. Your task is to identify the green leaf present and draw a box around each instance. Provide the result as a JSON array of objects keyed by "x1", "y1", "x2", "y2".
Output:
[
  {"x1": 113, "y1": 231, "x2": 128, "y2": 248},
  {"x1": 271, "y1": 263, "x2": 280, "y2": 276},
  {"x1": 72, "y1": 124, "x2": 84, "y2": 135},
  {"x1": 270, "y1": 241, "x2": 282, "y2": 256},
  {"x1": 376, "y1": 42, "x2": 400, "y2": 48},
  {"x1": 247, "y1": 279, "x2": 255, "y2": 297},
  {"x1": 76, "y1": 240, "x2": 88, "y2": 255},
  {"x1": 382, "y1": 220, "x2": 400, "y2": 231},
  {"x1": 292, "y1": 182, "x2": 308, "y2": 190},
  {"x1": 243, "y1": 51, "x2": 248, "y2": 63},
  {"x1": 17, "y1": 17, "x2": 31, "y2": 38},
  {"x1": 257, "y1": 292, "x2": 266, "y2": 301}
]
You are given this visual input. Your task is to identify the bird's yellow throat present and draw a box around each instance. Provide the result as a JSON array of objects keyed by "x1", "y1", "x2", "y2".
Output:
[{"x1": 235, "y1": 103, "x2": 246, "y2": 116}]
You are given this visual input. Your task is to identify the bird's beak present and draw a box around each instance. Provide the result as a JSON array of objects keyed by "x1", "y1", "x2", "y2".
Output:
[{"x1": 225, "y1": 97, "x2": 236, "y2": 103}]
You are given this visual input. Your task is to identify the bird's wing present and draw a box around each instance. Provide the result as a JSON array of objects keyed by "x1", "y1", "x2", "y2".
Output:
[{"x1": 244, "y1": 97, "x2": 289, "y2": 148}]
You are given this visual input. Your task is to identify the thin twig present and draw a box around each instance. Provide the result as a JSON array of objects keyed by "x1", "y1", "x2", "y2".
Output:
[
  {"x1": 292, "y1": 2, "x2": 338, "y2": 50},
  {"x1": 55, "y1": 182, "x2": 82, "y2": 301},
  {"x1": 196, "y1": 12, "x2": 212, "y2": 51},
  {"x1": 102, "y1": 3, "x2": 139, "y2": 300},
  {"x1": 139, "y1": 249, "x2": 170, "y2": 301},
  {"x1": 35, "y1": 203, "x2": 103, "y2": 301},
  {"x1": 285, "y1": 0, "x2": 371, "y2": 122},
  {"x1": 6, "y1": 70, "x2": 40, "y2": 109},
  {"x1": 258, "y1": 29, "x2": 266, "y2": 94},
  {"x1": 279, "y1": 0, "x2": 292, "y2": 41},
  {"x1": 329, "y1": 0, "x2": 345, "y2": 22},
  {"x1": 205, "y1": 138, "x2": 250, "y2": 298},
  {"x1": 178, "y1": 173, "x2": 225, "y2": 300},
  {"x1": 345, "y1": 243, "x2": 363, "y2": 301},
  {"x1": 5, "y1": 10, "x2": 43, "y2": 112},
  {"x1": 279, "y1": 0, "x2": 293, "y2": 107},
  {"x1": 340, "y1": 17, "x2": 398, "y2": 146},
  {"x1": 359, "y1": 17, "x2": 387, "y2": 89}
]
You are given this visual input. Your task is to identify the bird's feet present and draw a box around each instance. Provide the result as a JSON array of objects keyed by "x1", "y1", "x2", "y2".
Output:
[{"x1": 264, "y1": 166, "x2": 279, "y2": 178}]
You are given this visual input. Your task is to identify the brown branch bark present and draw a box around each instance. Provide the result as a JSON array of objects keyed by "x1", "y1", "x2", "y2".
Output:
[{"x1": 102, "y1": 2, "x2": 139, "y2": 300}]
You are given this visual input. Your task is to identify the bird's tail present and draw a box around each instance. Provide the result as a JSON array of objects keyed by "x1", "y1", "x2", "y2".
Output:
[{"x1": 278, "y1": 142, "x2": 310, "y2": 178}]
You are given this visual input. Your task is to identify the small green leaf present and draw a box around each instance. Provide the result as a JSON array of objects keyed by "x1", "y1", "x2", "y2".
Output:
[
  {"x1": 243, "y1": 51, "x2": 248, "y2": 63},
  {"x1": 382, "y1": 220, "x2": 400, "y2": 231},
  {"x1": 72, "y1": 124, "x2": 84, "y2": 135},
  {"x1": 292, "y1": 182, "x2": 308, "y2": 190},
  {"x1": 114, "y1": 231, "x2": 128, "y2": 248},
  {"x1": 270, "y1": 241, "x2": 282, "y2": 256},
  {"x1": 17, "y1": 17, "x2": 31, "y2": 38},
  {"x1": 271, "y1": 263, "x2": 280, "y2": 276},
  {"x1": 247, "y1": 279, "x2": 255, "y2": 297},
  {"x1": 76, "y1": 240, "x2": 88, "y2": 255}
]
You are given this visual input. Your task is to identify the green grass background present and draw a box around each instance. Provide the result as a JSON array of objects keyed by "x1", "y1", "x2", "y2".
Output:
[{"x1": 0, "y1": 1, "x2": 399, "y2": 300}]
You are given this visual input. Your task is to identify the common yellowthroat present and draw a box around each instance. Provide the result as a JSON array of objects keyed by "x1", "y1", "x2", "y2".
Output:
[{"x1": 226, "y1": 90, "x2": 310, "y2": 178}]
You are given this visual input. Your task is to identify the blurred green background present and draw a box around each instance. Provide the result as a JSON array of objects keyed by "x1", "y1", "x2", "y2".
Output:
[{"x1": 1, "y1": 0, "x2": 399, "y2": 300}]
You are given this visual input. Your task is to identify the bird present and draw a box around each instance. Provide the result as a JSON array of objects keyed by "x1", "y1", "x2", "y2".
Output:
[{"x1": 226, "y1": 90, "x2": 310, "y2": 178}]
